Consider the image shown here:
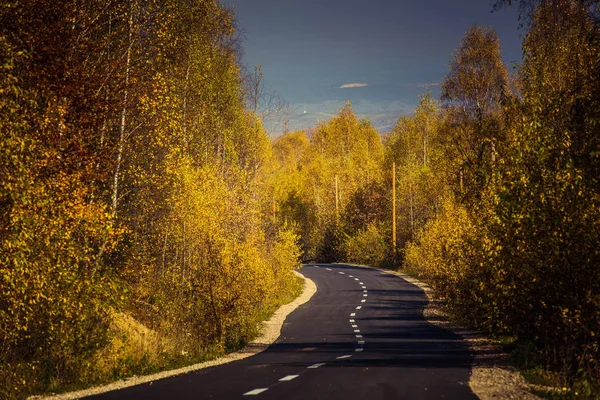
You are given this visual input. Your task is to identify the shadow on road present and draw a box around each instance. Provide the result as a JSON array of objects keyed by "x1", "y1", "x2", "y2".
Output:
[{"x1": 262, "y1": 264, "x2": 476, "y2": 373}]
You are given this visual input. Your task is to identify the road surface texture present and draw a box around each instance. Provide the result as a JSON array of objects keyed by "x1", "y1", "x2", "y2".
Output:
[{"x1": 91, "y1": 264, "x2": 476, "y2": 399}]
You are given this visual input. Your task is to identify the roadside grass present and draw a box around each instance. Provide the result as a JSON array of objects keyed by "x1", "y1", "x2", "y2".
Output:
[
  {"x1": 25, "y1": 314, "x2": 227, "y2": 399},
  {"x1": 22, "y1": 273, "x2": 304, "y2": 400},
  {"x1": 392, "y1": 266, "x2": 420, "y2": 280},
  {"x1": 256, "y1": 273, "x2": 303, "y2": 325},
  {"x1": 503, "y1": 339, "x2": 599, "y2": 400}
]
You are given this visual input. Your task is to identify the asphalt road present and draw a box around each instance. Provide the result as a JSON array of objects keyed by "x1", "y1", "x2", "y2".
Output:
[{"x1": 91, "y1": 264, "x2": 477, "y2": 399}]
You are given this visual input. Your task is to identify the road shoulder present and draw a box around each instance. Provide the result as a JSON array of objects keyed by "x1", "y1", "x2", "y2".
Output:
[{"x1": 335, "y1": 263, "x2": 540, "y2": 400}]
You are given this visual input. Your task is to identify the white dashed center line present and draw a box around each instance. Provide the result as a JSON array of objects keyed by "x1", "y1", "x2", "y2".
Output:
[
  {"x1": 244, "y1": 388, "x2": 268, "y2": 396},
  {"x1": 320, "y1": 267, "x2": 370, "y2": 370},
  {"x1": 279, "y1": 375, "x2": 299, "y2": 382}
]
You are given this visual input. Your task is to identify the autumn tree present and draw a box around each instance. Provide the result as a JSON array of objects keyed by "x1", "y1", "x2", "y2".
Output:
[
  {"x1": 0, "y1": 2, "x2": 128, "y2": 395},
  {"x1": 384, "y1": 93, "x2": 446, "y2": 257},
  {"x1": 305, "y1": 102, "x2": 383, "y2": 261},
  {"x1": 492, "y1": 0, "x2": 599, "y2": 25},
  {"x1": 244, "y1": 63, "x2": 290, "y2": 135},
  {"x1": 405, "y1": 2, "x2": 600, "y2": 393},
  {"x1": 267, "y1": 102, "x2": 384, "y2": 262},
  {"x1": 441, "y1": 25, "x2": 509, "y2": 200},
  {"x1": 0, "y1": 1, "x2": 302, "y2": 398},
  {"x1": 486, "y1": 0, "x2": 600, "y2": 387}
]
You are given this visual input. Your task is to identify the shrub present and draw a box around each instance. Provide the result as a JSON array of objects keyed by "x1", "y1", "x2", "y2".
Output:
[{"x1": 344, "y1": 222, "x2": 389, "y2": 267}]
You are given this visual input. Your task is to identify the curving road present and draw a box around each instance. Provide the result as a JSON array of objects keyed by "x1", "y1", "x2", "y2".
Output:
[{"x1": 91, "y1": 264, "x2": 477, "y2": 399}]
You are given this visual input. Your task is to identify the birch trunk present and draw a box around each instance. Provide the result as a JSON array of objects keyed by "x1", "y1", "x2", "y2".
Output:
[{"x1": 112, "y1": 4, "x2": 133, "y2": 215}]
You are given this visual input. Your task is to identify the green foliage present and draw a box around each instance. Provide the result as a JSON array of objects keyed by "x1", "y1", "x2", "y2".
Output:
[
  {"x1": 344, "y1": 222, "x2": 390, "y2": 268},
  {"x1": 316, "y1": 220, "x2": 347, "y2": 263}
]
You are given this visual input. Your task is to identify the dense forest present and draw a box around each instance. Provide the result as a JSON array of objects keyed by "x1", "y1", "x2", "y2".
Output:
[
  {"x1": 0, "y1": 1, "x2": 302, "y2": 397},
  {"x1": 1, "y1": 0, "x2": 598, "y2": 398}
]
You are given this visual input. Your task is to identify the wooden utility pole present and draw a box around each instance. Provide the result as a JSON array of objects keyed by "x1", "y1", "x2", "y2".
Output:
[{"x1": 392, "y1": 162, "x2": 397, "y2": 261}]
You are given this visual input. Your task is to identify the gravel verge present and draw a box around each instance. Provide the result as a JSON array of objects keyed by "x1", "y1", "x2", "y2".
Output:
[
  {"x1": 32, "y1": 270, "x2": 317, "y2": 400},
  {"x1": 338, "y1": 263, "x2": 540, "y2": 400}
]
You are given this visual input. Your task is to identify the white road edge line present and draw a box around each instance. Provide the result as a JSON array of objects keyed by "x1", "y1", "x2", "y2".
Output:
[
  {"x1": 244, "y1": 388, "x2": 269, "y2": 396},
  {"x1": 307, "y1": 363, "x2": 326, "y2": 369},
  {"x1": 279, "y1": 375, "x2": 299, "y2": 382}
]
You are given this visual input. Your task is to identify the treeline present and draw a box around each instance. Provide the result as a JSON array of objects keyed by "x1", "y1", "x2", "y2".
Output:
[
  {"x1": 273, "y1": 0, "x2": 599, "y2": 394},
  {"x1": 269, "y1": 102, "x2": 388, "y2": 265},
  {"x1": 0, "y1": 0, "x2": 301, "y2": 398}
]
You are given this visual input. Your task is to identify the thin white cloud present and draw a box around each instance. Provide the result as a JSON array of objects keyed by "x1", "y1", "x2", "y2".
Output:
[
  {"x1": 416, "y1": 82, "x2": 440, "y2": 88},
  {"x1": 339, "y1": 83, "x2": 368, "y2": 89}
]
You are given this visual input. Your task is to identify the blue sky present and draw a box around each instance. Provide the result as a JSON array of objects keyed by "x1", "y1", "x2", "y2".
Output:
[{"x1": 221, "y1": 0, "x2": 523, "y2": 134}]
